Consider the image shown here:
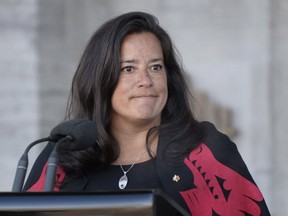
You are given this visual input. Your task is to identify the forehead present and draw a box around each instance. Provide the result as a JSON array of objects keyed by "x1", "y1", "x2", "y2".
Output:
[{"x1": 120, "y1": 32, "x2": 163, "y2": 60}]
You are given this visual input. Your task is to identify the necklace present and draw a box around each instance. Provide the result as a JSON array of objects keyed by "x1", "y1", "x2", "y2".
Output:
[{"x1": 118, "y1": 149, "x2": 147, "y2": 189}]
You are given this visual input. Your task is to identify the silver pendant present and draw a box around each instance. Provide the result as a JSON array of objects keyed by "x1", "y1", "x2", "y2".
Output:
[{"x1": 118, "y1": 173, "x2": 128, "y2": 189}]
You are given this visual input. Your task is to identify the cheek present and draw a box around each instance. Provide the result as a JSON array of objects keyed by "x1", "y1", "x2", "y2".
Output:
[
  {"x1": 118, "y1": 75, "x2": 137, "y2": 86},
  {"x1": 156, "y1": 74, "x2": 168, "y2": 94},
  {"x1": 111, "y1": 81, "x2": 130, "y2": 108},
  {"x1": 113, "y1": 79, "x2": 131, "y2": 96}
]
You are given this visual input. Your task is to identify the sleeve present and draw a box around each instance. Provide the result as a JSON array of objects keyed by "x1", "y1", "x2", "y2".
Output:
[{"x1": 180, "y1": 122, "x2": 271, "y2": 216}]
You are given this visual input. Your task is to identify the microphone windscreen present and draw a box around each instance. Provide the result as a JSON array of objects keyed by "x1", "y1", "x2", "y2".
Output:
[{"x1": 50, "y1": 118, "x2": 98, "y2": 151}]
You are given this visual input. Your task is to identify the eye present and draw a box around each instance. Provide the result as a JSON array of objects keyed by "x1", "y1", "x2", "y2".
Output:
[
  {"x1": 150, "y1": 64, "x2": 163, "y2": 71},
  {"x1": 121, "y1": 66, "x2": 135, "y2": 73}
]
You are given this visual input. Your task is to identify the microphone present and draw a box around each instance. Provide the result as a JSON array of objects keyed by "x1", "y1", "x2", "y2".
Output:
[
  {"x1": 12, "y1": 118, "x2": 98, "y2": 192},
  {"x1": 43, "y1": 118, "x2": 98, "y2": 191},
  {"x1": 49, "y1": 118, "x2": 98, "y2": 151},
  {"x1": 12, "y1": 137, "x2": 51, "y2": 192}
]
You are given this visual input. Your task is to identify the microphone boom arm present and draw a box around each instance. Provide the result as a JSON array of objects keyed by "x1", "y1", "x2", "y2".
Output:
[
  {"x1": 12, "y1": 137, "x2": 51, "y2": 192},
  {"x1": 43, "y1": 136, "x2": 72, "y2": 192}
]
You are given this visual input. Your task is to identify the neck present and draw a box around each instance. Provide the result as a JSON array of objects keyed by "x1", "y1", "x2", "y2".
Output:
[{"x1": 111, "y1": 119, "x2": 159, "y2": 165}]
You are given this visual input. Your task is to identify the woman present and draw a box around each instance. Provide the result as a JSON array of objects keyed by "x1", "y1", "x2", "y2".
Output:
[{"x1": 25, "y1": 11, "x2": 270, "y2": 215}]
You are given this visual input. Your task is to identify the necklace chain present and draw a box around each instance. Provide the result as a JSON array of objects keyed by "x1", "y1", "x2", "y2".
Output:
[
  {"x1": 118, "y1": 149, "x2": 147, "y2": 189},
  {"x1": 119, "y1": 149, "x2": 147, "y2": 174}
]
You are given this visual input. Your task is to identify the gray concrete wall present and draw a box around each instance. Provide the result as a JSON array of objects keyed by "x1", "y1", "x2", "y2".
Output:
[
  {"x1": 1, "y1": 0, "x2": 287, "y2": 215},
  {"x1": 270, "y1": 0, "x2": 288, "y2": 214},
  {"x1": 0, "y1": 0, "x2": 39, "y2": 191}
]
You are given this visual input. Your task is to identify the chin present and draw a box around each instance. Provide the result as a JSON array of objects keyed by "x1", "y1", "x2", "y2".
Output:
[{"x1": 135, "y1": 114, "x2": 161, "y2": 123}]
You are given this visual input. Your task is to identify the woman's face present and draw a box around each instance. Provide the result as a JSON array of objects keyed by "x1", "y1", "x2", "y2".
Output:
[{"x1": 111, "y1": 32, "x2": 168, "y2": 126}]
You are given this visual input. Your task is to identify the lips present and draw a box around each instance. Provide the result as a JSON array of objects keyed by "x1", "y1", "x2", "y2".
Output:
[
  {"x1": 134, "y1": 95, "x2": 156, "y2": 98},
  {"x1": 131, "y1": 95, "x2": 157, "y2": 99}
]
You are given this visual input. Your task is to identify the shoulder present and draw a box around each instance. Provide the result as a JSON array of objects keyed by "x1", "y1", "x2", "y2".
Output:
[
  {"x1": 199, "y1": 121, "x2": 238, "y2": 158},
  {"x1": 199, "y1": 121, "x2": 231, "y2": 142}
]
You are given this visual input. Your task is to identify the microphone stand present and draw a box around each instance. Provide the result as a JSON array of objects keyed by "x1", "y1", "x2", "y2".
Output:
[
  {"x1": 43, "y1": 136, "x2": 71, "y2": 192},
  {"x1": 12, "y1": 137, "x2": 51, "y2": 192}
]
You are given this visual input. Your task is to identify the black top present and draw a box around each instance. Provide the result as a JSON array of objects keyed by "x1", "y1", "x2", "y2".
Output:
[{"x1": 74, "y1": 159, "x2": 164, "y2": 191}]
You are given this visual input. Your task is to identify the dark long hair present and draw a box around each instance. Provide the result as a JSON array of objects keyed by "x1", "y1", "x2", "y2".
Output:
[{"x1": 59, "y1": 11, "x2": 203, "y2": 176}]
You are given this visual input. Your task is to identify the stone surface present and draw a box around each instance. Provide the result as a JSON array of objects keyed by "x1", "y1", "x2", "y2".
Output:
[{"x1": 0, "y1": 0, "x2": 38, "y2": 191}]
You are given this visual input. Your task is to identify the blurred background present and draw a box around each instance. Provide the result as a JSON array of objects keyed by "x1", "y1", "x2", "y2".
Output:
[{"x1": 0, "y1": 0, "x2": 287, "y2": 215}]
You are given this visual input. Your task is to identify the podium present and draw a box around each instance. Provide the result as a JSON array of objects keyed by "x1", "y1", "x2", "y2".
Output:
[{"x1": 0, "y1": 189, "x2": 189, "y2": 215}]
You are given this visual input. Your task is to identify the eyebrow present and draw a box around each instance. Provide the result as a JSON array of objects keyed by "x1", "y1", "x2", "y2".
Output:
[{"x1": 120, "y1": 58, "x2": 163, "y2": 64}]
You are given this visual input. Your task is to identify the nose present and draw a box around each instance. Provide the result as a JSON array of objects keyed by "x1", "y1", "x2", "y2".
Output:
[{"x1": 136, "y1": 70, "x2": 153, "y2": 87}]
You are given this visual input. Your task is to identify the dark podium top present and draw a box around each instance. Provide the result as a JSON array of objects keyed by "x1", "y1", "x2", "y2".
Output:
[{"x1": 0, "y1": 189, "x2": 189, "y2": 216}]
